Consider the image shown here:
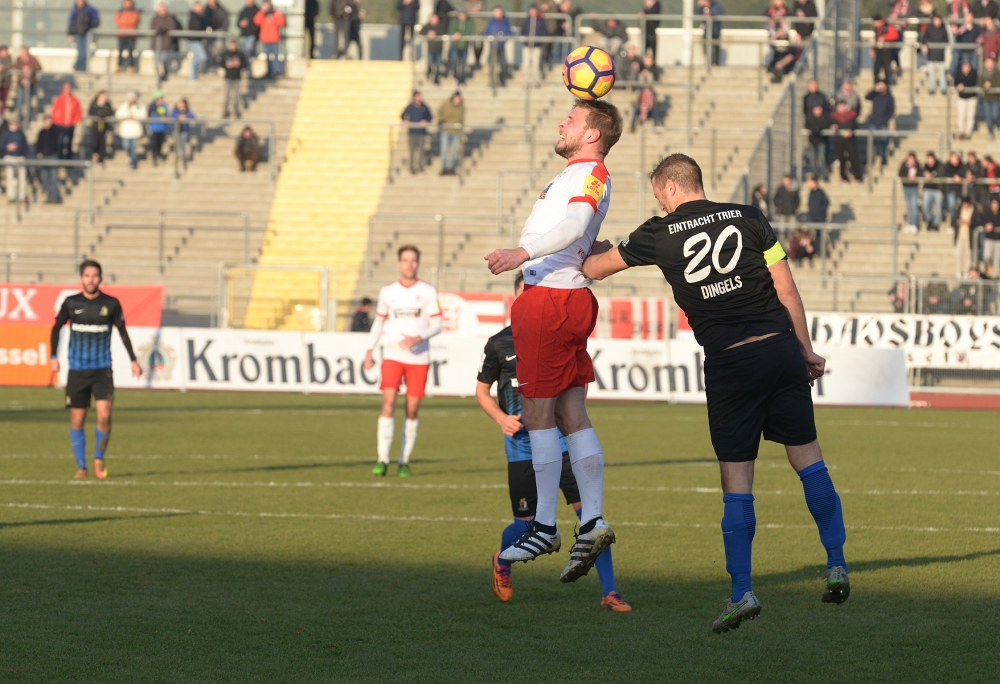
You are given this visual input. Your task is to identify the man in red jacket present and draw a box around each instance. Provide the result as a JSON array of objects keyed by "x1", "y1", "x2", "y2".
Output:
[
  {"x1": 870, "y1": 14, "x2": 901, "y2": 84},
  {"x1": 254, "y1": 0, "x2": 285, "y2": 77},
  {"x1": 50, "y1": 81, "x2": 83, "y2": 160}
]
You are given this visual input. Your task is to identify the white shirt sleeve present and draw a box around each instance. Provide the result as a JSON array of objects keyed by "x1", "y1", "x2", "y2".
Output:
[
  {"x1": 521, "y1": 201, "x2": 596, "y2": 260},
  {"x1": 366, "y1": 289, "x2": 389, "y2": 351},
  {"x1": 422, "y1": 288, "x2": 443, "y2": 340}
]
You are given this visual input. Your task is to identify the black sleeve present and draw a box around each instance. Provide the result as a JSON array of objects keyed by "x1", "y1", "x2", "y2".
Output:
[
  {"x1": 618, "y1": 219, "x2": 658, "y2": 267},
  {"x1": 113, "y1": 301, "x2": 137, "y2": 362},
  {"x1": 476, "y1": 338, "x2": 500, "y2": 385},
  {"x1": 50, "y1": 299, "x2": 70, "y2": 359},
  {"x1": 753, "y1": 208, "x2": 787, "y2": 263}
]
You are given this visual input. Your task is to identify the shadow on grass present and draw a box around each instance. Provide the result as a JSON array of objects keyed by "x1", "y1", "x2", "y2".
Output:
[
  {"x1": 0, "y1": 403, "x2": 386, "y2": 424},
  {"x1": 0, "y1": 513, "x2": 189, "y2": 531},
  {"x1": 751, "y1": 549, "x2": 1000, "y2": 595},
  {"x1": 607, "y1": 458, "x2": 717, "y2": 468},
  {"x1": 123, "y1": 459, "x2": 467, "y2": 477},
  {"x1": 0, "y1": 547, "x2": 995, "y2": 683}
]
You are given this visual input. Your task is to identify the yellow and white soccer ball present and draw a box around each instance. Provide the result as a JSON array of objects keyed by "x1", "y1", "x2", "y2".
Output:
[{"x1": 561, "y1": 46, "x2": 616, "y2": 100}]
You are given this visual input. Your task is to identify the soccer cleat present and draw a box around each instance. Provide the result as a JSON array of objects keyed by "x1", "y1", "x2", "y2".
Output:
[
  {"x1": 73, "y1": 468, "x2": 88, "y2": 480},
  {"x1": 398, "y1": 463, "x2": 411, "y2": 478},
  {"x1": 822, "y1": 566, "x2": 851, "y2": 605},
  {"x1": 372, "y1": 462, "x2": 387, "y2": 476},
  {"x1": 94, "y1": 459, "x2": 107, "y2": 480},
  {"x1": 712, "y1": 591, "x2": 762, "y2": 634},
  {"x1": 498, "y1": 523, "x2": 561, "y2": 563},
  {"x1": 492, "y1": 551, "x2": 512, "y2": 602},
  {"x1": 559, "y1": 519, "x2": 615, "y2": 583},
  {"x1": 601, "y1": 590, "x2": 632, "y2": 612}
]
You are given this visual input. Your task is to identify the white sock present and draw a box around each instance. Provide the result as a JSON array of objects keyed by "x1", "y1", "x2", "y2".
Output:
[
  {"x1": 401, "y1": 418, "x2": 419, "y2": 464},
  {"x1": 529, "y1": 428, "x2": 563, "y2": 528},
  {"x1": 377, "y1": 416, "x2": 394, "y2": 464},
  {"x1": 564, "y1": 428, "x2": 604, "y2": 525}
]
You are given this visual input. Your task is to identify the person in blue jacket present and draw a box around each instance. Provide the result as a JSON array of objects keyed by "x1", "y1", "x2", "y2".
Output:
[
  {"x1": 68, "y1": 0, "x2": 101, "y2": 71},
  {"x1": 484, "y1": 6, "x2": 512, "y2": 87}
]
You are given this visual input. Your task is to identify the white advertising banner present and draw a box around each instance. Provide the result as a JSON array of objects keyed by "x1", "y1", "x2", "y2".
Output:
[
  {"x1": 56, "y1": 326, "x2": 185, "y2": 390},
  {"x1": 808, "y1": 313, "x2": 1000, "y2": 369},
  {"x1": 585, "y1": 337, "x2": 910, "y2": 406},
  {"x1": 54, "y1": 327, "x2": 909, "y2": 407}
]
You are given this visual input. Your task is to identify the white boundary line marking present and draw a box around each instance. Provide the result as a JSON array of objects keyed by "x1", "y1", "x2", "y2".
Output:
[
  {"x1": 3, "y1": 502, "x2": 998, "y2": 534},
  {"x1": 0, "y1": 479, "x2": 998, "y2": 497}
]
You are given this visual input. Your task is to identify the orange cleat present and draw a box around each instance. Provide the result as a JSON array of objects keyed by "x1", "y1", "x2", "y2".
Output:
[
  {"x1": 73, "y1": 468, "x2": 88, "y2": 480},
  {"x1": 94, "y1": 459, "x2": 107, "y2": 480},
  {"x1": 492, "y1": 551, "x2": 512, "y2": 602},
  {"x1": 601, "y1": 590, "x2": 632, "y2": 612}
]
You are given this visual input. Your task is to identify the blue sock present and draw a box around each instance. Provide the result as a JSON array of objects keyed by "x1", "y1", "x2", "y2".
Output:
[
  {"x1": 798, "y1": 460, "x2": 848, "y2": 571},
  {"x1": 94, "y1": 428, "x2": 109, "y2": 461},
  {"x1": 70, "y1": 429, "x2": 86, "y2": 470},
  {"x1": 499, "y1": 518, "x2": 532, "y2": 569},
  {"x1": 575, "y1": 507, "x2": 616, "y2": 596},
  {"x1": 721, "y1": 493, "x2": 755, "y2": 603}
]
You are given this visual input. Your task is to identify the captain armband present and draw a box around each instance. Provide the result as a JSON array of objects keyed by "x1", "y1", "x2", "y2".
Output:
[{"x1": 763, "y1": 242, "x2": 787, "y2": 266}]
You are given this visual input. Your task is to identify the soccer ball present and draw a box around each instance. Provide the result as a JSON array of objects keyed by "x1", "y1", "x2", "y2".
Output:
[{"x1": 562, "y1": 46, "x2": 616, "y2": 100}]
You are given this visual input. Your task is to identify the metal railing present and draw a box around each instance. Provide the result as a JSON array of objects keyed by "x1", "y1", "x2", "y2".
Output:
[
  {"x1": 829, "y1": 273, "x2": 917, "y2": 313},
  {"x1": 0, "y1": 157, "x2": 96, "y2": 214},
  {"x1": 729, "y1": 0, "x2": 850, "y2": 206},
  {"x1": 1, "y1": 6, "x2": 304, "y2": 53},
  {"x1": 82, "y1": 115, "x2": 280, "y2": 182},
  {"x1": 0, "y1": 253, "x2": 226, "y2": 320},
  {"x1": 7, "y1": 114, "x2": 284, "y2": 185},
  {"x1": 222, "y1": 263, "x2": 329, "y2": 330},
  {"x1": 72, "y1": 208, "x2": 259, "y2": 271},
  {"x1": 800, "y1": 128, "x2": 945, "y2": 191},
  {"x1": 362, "y1": 213, "x2": 515, "y2": 286},
  {"x1": 891, "y1": 177, "x2": 1000, "y2": 230}
]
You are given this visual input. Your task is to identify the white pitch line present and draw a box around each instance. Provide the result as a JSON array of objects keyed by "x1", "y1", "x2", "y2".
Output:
[
  {"x1": 1, "y1": 478, "x2": 999, "y2": 498},
  {"x1": 3, "y1": 502, "x2": 998, "y2": 535},
  {"x1": 4, "y1": 453, "x2": 998, "y2": 480}
]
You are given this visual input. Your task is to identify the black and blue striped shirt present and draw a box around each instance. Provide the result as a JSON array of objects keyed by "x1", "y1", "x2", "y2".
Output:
[
  {"x1": 51, "y1": 292, "x2": 137, "y2": 371},
  {"x1": 478, "y1": 326, "x2": 567, "y2": 462}
]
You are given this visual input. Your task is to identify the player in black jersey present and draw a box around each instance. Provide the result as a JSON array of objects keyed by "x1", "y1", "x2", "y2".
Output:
[
  {"x1": 50, "y1": 260, "x2": 142, "y2": 480},
  {"x1": 582, "y1": 154, "x2": 849, "y2": 632},
  {"x1": 475, "y1": 274, "x2": 629, "y2": 611}
]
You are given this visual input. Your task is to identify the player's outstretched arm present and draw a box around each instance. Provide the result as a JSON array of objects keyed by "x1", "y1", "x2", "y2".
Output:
[
  {"x1": 485, "y1": 203, "x2": 595, "y2": 275},
  {"x1": 582, "y1": 242, "x2": 631, "y2": 281},
  {"x1": 475, "y1": 381, "x2": 523, "y2": 437},
  {"x1": 769, "y1": 259, "x2": 825, "y2": 383}
]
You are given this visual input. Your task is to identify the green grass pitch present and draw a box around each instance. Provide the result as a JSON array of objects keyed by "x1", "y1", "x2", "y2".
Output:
[{"x1": 1, "y1": 387, "x2": 998, "y2": 682}]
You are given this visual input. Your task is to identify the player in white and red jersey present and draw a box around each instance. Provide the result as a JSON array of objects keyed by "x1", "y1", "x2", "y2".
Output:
[
  {"x1": 485, "y1": 99, "x2": 623, "y2": 583},
  {"x1": 363, "y1": 245, "x2": 443, "y2": 477}
]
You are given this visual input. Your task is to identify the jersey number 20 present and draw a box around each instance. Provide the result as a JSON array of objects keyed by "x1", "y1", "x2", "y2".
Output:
[{"x1": 683, "y1": 226, "x2": 744, "y2": 284}]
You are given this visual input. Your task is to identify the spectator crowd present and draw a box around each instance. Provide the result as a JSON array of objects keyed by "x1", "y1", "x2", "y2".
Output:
[{"x1": 9, "y1": 0, "x2": 289, "y2": 82}]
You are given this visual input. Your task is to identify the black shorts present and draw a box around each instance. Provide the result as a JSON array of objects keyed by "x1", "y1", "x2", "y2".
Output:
[
  {"x1": 507, "y1": 453, "x2": 580, "y2": 518},
  {"x1": 704, "y1": 332, "x2": 817, "y2": 462},
  {"x1": 65, "y1": 368, "x2": 115, "y2": 409}
]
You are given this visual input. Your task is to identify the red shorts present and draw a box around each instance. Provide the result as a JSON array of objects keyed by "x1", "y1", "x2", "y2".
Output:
[
  {"x1": 380, "y1": 360, "x2": 430, "y2": 398},
  {"x1": 511, "y1": 285, "x2": 598, "y2": 398}
]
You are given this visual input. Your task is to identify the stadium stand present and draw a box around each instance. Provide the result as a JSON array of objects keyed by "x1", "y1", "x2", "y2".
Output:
[
  {"x1": 354, "y1": 60, "x2": 790, "y2": 307},
  {"x1": 243, "y1": 60, "x2": 412, "y2": 330},
  {"x1": 2, "y1": 70, "x2": 300, "y2": 322},
  {"x1": 6, "y1": 0, "x2": 999, "y2": 326}
]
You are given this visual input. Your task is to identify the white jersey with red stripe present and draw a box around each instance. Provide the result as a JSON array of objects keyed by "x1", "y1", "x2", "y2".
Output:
[
  {"x1": 519, "y1": 158, "x2": 611, "y2": 289},
  {"x1": 373, "y1": 280, "x2": 442, "y2": 365}
]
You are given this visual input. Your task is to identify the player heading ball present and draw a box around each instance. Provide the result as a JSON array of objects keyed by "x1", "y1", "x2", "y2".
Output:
[
  {"x1": 583, "y1": 153, "x2": 850, "y2": 633},
  {"x1": 485, "y1": 99, "x2": 623, "y2": 584}
]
